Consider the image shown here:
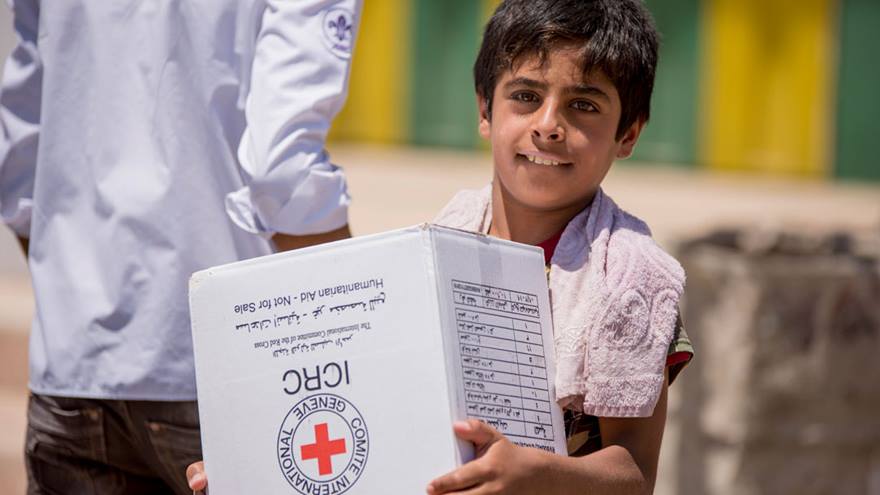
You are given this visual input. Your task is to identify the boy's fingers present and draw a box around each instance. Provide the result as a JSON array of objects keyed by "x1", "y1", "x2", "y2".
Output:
[
  {"x1": 426, "y1": 461, "x2": 488, "y2": 495},
  {"x1": 186, "y1": 461, "x2": 207, "y2": 490},
  {"x1": 453, "y1": 419, "x2": 503, "y2": 450}
]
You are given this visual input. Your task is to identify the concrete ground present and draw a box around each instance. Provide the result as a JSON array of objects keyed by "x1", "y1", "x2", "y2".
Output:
[{"x1": 0, "y1": 145, "x2": 877, "y2": 492}]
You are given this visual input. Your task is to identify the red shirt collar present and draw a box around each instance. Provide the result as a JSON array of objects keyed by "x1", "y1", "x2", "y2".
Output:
[{"x1": 537, "y1": 228, "x2": 565, "y2": 265}]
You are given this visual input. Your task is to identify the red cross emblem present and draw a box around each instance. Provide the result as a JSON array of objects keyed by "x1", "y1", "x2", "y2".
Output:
[{"x1": 300, "y1": 423, "x2": 347, "y2": 475}]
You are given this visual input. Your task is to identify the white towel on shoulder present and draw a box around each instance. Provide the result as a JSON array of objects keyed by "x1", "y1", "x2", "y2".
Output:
[{"x1": 434, "y1": 185, "x2": 684, "y2": 417}]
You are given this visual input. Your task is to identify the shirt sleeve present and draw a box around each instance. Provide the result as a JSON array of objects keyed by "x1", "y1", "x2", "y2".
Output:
[
  {"x1": 0, "y1": 0, "x2": 42, "y2": 238},
  {"x1": 666, "y1": 312, "x2": 694, "y2": 385},
  {"x1": 226, "y1": 0, "x2": 362, "y2": 236}
]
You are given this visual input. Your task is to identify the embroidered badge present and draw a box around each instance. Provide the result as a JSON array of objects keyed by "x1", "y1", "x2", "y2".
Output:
[
  {"x1": 322, "y1": 7, "x2": 355, "y2": 59},
  {"x1": 277, "y1": 393, "x2": 369, "y2": 494}
]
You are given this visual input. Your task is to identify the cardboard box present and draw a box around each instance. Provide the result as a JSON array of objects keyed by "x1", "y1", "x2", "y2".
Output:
[{"x1": 189, "y1": 224, "x2": 566, "y2": 494}]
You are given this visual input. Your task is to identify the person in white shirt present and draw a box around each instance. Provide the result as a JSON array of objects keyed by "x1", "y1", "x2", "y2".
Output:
[{"x1": 0, "y1": 1, "x2": 362, "y2": 493}]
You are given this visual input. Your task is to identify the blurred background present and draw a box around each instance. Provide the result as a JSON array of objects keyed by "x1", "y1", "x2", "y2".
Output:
[
  {"x1": 1, "y1": 1, "x2": 878, "y2": 493},
  {"x1": 332, "y1": 0, "x2": 879, "y2": 181}
]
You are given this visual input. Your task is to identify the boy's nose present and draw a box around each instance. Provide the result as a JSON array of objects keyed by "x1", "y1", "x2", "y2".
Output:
[
  {"x1": 532, "y1": 124, "x2": 565, "y2": 142},
  {"x1": 531, "y1": 106, "x2": 565, "y2": 142}
]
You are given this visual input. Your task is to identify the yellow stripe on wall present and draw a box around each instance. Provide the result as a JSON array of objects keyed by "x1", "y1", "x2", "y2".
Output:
[
  {"x1": 330, "y1": 0, "x2": 410, "y2": 144},
  {"x1": 699, "y1": 0, "x2": 835, "y2": 176},
  {"x1": 482, "y1": 0, "x2": 501, "y2": 20},
  {"x1": 474, "y1": 0, "x2": 501, "y2": 152}
]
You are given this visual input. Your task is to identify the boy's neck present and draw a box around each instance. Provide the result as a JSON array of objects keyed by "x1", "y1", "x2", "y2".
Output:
[{"x1": 488, "y1": 181, "x2": 593, "y2": 245}]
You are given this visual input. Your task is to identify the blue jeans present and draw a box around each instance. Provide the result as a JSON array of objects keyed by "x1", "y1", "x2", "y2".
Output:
[{"x1": 25, "y1": 393, "x2": 202, "y2": 495}]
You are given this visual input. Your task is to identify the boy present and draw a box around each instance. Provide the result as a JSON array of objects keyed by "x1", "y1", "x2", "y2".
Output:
[
  {"x1": 188, "y1": 0, "x2": 692, "y2": 492},
  {"x1": 426, "y1": 0, "x2": 692, "y2": 493}
]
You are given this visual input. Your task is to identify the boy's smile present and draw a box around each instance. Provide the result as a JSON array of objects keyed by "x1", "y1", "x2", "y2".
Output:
[{"x1": 480, "y1": 43, "x2": 644, "y2": 243}]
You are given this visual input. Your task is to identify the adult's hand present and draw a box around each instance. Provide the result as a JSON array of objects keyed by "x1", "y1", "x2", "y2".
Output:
[{"x1": 272, "y1": 224, "x2": 351, "y2": 252}]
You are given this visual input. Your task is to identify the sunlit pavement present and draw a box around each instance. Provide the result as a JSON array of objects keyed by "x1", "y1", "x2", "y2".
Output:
[{"x1": 0, "y1": 145, "x2": 877, "y2": 492}]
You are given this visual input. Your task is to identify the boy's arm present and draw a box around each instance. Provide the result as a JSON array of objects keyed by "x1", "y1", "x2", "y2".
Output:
[
  {"x1": 428, "y1": 371, "x2": 669, "y2": 495},
  {"x1": 590, "y1": 372, "x2": 668, "y2": 494}
]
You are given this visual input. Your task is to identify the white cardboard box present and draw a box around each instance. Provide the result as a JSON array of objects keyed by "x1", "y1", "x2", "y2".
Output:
[{"x1": 189, "y1": 224, "x2": 566, "y2": 494}]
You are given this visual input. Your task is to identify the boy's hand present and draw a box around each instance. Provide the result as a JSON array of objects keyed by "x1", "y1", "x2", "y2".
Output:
[
  {"x1": 186, "y1": 461, "x2": 207, "y2": 494},
  {"x1": 426, "y1": 419, "x2": 549, "y2": 495}
]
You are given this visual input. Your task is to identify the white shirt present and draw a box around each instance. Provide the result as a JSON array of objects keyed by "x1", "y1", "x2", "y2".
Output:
[{"x1": 0, "y1": 0, "x2": 361, "y2": 400}]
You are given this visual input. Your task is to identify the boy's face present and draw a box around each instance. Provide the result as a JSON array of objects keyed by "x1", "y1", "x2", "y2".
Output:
[{"x1": 480, "y1": 44, "x2": 643, "y2": 214}]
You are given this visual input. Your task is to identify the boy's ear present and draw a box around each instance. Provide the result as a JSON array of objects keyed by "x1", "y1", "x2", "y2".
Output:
[
  {"x1": 616, "y1": 118, "x2": 646, "y2": 159},
  {"x1": 477, "y1": 94, "x2": 491, "y2": 140}
]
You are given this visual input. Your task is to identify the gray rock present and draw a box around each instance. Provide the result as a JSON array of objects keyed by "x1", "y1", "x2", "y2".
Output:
[{"x1": 672, "y1": 228, "x2": 880, "y2": 495}]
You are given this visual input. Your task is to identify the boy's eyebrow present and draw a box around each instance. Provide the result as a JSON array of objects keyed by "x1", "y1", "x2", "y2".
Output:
[
  {"x1": 503, "y1": 77, "x2": 547, "y2": 91},
  {"x1": 503, "y1": 77, "x2": 611, "y2": 102},
  {"x1": 568, "y1": 84, "x2": 611, "y2": 102}
]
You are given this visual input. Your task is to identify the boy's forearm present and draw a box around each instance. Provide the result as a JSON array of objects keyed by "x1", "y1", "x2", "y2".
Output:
[{"x1": 546, "y1": 445, "x2": 651, "y2": 495}]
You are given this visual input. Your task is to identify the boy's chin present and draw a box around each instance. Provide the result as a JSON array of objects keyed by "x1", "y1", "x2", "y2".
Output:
[
  {"x1": 494, "y1": 173, "x2": 595, "y2": 212},
  {"x1": 502, "y1": 188, "x2": 589, "y2": 213}
]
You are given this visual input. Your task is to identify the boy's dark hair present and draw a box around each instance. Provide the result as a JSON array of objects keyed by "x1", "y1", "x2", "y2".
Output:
[{"x1": 474, "y1": 0, "x2": 659, "y2": 140}]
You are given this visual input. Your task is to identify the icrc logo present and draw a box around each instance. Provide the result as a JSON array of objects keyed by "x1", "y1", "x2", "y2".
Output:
[{"x1": 277, "y1": 394, "x2": 369, "y2": 494}]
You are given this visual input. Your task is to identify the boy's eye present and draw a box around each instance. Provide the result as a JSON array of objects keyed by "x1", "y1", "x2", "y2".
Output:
[
  {"x1": 511, "y1": 91, "x2": 539, "y2": 103},
  {"x1": 571, "y1": 100, "x2": 598, "y2": 112}
]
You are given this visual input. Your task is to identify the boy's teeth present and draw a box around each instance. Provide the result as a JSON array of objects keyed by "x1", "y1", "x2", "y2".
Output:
[{"x1": 525, "y1": 154, "x2": 561, "y2": 166}]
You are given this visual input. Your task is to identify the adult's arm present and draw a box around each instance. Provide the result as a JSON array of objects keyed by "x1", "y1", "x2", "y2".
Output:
[
  {"x1": 0, "y1": 0, "x2": 41, "y2": 242},
  {"x1": 226, "y1": 0, "x2": 363, "y2": 242},
  {"x1": 272, "y1": 224, "x2": 350, "y2": 252}
]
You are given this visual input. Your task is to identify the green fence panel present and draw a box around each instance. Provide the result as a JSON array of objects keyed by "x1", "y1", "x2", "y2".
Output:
[
  {"x1": 835, "y1": 0, "x2": 880, "y2": 181},
  {"x1": 410, "y1": 0, "x2": 482, "y2": 148},
  {"x1": 632, "y1": 0, "x2": 700, "y2": 166}
]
